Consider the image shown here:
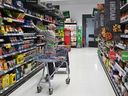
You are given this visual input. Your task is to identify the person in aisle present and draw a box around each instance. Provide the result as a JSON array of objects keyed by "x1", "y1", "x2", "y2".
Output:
[
  {"x1": 46, "y1": 24, "x2": 57, "y2": 79},
  {"x1": 32, "y1": 22, "x2": 57, "y2": 79}
]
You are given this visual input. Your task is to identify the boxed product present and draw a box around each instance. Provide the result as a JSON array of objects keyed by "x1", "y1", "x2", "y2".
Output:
[
  {"x1": 16, "y1": 54, "x2": 25, "y2": 64},
  {"x1": 24, "y1": 63, "x2": 32, "y2": 74},
  {"x1": 0, "y1": 26, "x2": 6, "y2": 34},
  {"x1": 0, "y1": 59, "x2": 8, "y2": 70},
  {"x1": 12, "y1": 12, "x2": 25, "y2": 20},
  {"x1": 16, "y1": 68, "x2": 21, "y2": 80},
  {"x1": 2, "y1": 74, "x2": 10, "y2": 88},
  {"x1": 9, "y1": 73, "x2": 16, "y2": 85},
  {"x1": 0, "y1": 0, "x2": 3, "y2": 5},
  {"x1": 0, "y1": 76, "x2": 2, "y2": 90},
  {"x1": 21, "y1": 65, "x2": 24, "y2": 76},
  {"x1": 13, "y1": 0, "x2": 24, "y2": 9},
  {"x1": 7, "y1": 59, "x2": 16, "y2": 68},
  {"x1": 3, "y1": 0, "x2": 12, "y2": 5}
]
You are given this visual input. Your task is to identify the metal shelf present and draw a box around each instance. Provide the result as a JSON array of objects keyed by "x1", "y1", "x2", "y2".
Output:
[
  {"x1": 120, "y1": 3, "x2": 128, "y2": 12},
  {"x1": 0, "y1": 51, "x2": 18, "y2": 59},
  {"x1": 24, "y1": 37, "x2": 37, "y2": 40},
  {"x1": 25, "y1": 13, "x2": 41, "y2": 20},
  {"x1": 0, "y1": 33, "x2": 24, "y2": 36},
  {"x1": 114, "y1": 62, "x2": 126, "y2": 76},
  {"x1": 0, "y1": 64, "x2": 43, "y2": 96},
  {"x1": 19, "y1": 47, "x2": 36, "y2": 53},
  {"x1": 23, "y1": 1, "x2": 64, "y2": 19},
  {"x1": 0, "y1": 46, "x2": 36, "y2": 59},
  {"x1": 3, "y1": 4, "x2": 24, "y2": 13},
  {"x1": 36, "y1": 34, "x2": 44, "y2": 37},
  {"x1": 0, "y1": 58, "x2": 34, "y2": 76},
  {"x1": 3, "y1": 42, "x2": 23, "y2": 46},
  {"x1": 120, "y1": 34, "x2": 128, "y2": 38},
  {"x1": 3, "y1": 17, "x2": 24, "y2": 23},
  {"x1": 115, "y1": 43, "x2": 126, "y2": 50},
  {"x1": 25, "y1": 13, "x2": 58, "y2": 24},
  {"x1": 42, "y1": 19, "x2": 52, "y2": 23},
  {"x1": 98, "y1": 54, "x2": 122, "y2": 96},
  {"x1": 37, "y1": 43, "x2": 45, "y2": 46},
  {"x1": 22, "y1": 25, "x2": 34, "y2": 29}
]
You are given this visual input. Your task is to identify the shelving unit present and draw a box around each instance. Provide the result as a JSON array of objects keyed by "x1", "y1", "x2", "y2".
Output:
[
  {"x1": 0, "y1": 64, "x2": 43, "y2": 96},
  {"x1": 0, "y1": 57, "x2": 34, "y2": 76},
  {"x1": 98, "y1": 54, "x2": 122, "y2": 96},
  {"x1": 0, "y1": 1, "x2": 64, "y2": 96},
  {"x1": 120, "y1": 3, "x2": 128, "y2": 11},
  {"x1": 96, "y1": 1, "x2": 128, "y2": 96}
]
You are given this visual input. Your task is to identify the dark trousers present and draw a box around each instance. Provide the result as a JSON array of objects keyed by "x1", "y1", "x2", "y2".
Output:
[{"x1": 48, "y1": 62, "x2": 55, "y2": 76}]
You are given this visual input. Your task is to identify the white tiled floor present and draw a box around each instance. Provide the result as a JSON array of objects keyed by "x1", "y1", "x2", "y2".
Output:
[{"x1": 9, "y1": 48, "x2": 116, "y2": 96}]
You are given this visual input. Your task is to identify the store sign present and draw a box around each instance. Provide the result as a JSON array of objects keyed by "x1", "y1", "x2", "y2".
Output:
[
  {"x1": 108, "y1": 50, "x2": 116, "y2": 60},
  {"x1": 100, "y1": 14, "x2": 104, "y2": 26},
  {"x1": 122, "y1": 51, "x2": 128, "y2": 61},
  {"x1": 110, "y1": 1, "x2": 116, "y2": 21},
  {"x1": 104, "y1": 0, "x2": 120, "y2": 31}
]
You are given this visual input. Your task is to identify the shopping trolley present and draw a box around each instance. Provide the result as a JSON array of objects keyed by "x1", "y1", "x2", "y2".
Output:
[{"x1": 35, "y1": 46, "x2": 70, "y2": 95}]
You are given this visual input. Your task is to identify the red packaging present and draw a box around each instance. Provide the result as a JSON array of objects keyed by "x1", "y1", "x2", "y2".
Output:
[{"x1": 64, "y1": 28, "x2": 71, "y2": 45}]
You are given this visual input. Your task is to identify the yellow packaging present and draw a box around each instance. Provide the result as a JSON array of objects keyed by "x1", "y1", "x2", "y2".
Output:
[
  {"x1": 16, "y1": 54, "x2": 25, "y2": 64},
  {"x1": 2, "y1": 74, "x2": 10, "y2": 88},
  {"x1": 9, "y1": 73, "x2": 16, "y2": 85},
  {"x1": 0, "y1": 26, "x2": 6, "y2": 34}
]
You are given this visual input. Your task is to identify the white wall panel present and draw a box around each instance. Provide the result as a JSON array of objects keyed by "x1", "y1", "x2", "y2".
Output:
[{"x1": 44, "y1": 0, "x2": 104, "y2": 26}]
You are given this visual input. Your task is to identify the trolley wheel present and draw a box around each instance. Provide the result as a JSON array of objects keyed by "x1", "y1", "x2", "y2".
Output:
[
  {"x1": 66, "y1": 78, "x2": 70, "y2": 84},
  {"x1": 49, "y1": 88, "x2": 53, "y2": 95},
  {"x1": 37, "y1": 86, "x2": 42, "y2": 93}
]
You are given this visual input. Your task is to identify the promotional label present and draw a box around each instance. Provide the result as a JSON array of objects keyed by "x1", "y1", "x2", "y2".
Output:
[
  {"x1": 122, "y1": 51, "x2": 128, "y2": 61},
  {"x1": 108, "y1": 50, "x2": 116, "y2": 60}
]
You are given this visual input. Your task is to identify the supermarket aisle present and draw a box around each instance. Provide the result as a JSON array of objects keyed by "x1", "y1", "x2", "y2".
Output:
[{"x1": 9, "y1": 48, "x2": 115, "y2": 96}]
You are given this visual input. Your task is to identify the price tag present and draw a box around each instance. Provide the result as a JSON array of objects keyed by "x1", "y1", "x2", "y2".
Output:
[
  {"x1": 7, "y1": 18, "x2": 13, "y2": 23},
  {"x1": 122, "y1": 51, "x2": 128, "y2": 61},
  {"x1": 108, "y1": 50, "x2": 116, "y2": 61},
  {"x1": 5, "y1": 44, "x2": 11, "y2": 48}
]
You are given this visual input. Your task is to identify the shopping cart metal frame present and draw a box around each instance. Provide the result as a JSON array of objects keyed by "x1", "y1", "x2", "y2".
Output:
[{"x1": 35, "y1": 48, "x2": 70, "y2": 95}]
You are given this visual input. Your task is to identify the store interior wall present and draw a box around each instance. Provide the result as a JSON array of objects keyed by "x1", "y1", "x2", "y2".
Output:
[
  {"x1": 58, "y1": 4, "x2": 96, "y2": 26},
  {"x1": 48, "y1": 0, "x2": 104, "y2": 26}
]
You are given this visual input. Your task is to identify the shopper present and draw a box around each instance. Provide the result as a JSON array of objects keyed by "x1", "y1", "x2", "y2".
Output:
[
  {"x1": 32, "y1": 22, "x2": 56, "y2": 79},
  {"x1": 46, "y1": 24, "x2": 56, "y2": 78}
]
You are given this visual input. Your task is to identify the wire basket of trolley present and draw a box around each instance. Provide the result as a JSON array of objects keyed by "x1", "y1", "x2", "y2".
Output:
[{"x1": 33, "y1": 23, "x2": 70, "y2": 95}]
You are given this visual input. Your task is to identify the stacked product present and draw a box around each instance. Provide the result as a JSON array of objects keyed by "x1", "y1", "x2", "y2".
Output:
[
  {"x1": 0, "y1": 0, "x2": 64, "y2": 96},
  {"x1": 97, "y1": 1, "x2": 128, "y2": 96}
]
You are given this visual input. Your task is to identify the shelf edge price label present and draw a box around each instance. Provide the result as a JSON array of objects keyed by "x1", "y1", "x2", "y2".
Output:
[
  {"x1": 108, "y1": 50, "x2": 116, "y2": 61},
  {"x1": 122, "y1": 51, "x2": 128, "y2": 61}
]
